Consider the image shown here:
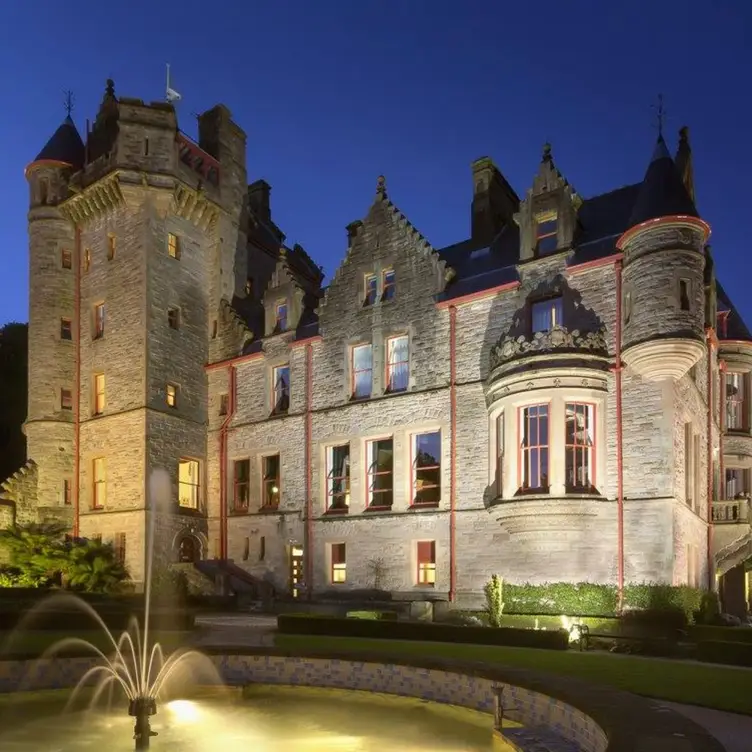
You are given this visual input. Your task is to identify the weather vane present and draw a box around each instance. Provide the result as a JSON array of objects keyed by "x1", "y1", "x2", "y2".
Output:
[
  {"x1": 64, "y1": 90, "x2": 74, "y2": 117},
  {"x1": 652, "y1": 93, "x2": 667, "y2": 137}
]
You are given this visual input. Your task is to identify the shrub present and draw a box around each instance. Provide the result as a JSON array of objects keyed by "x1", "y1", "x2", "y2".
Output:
[
  {"x1": 277, "y1": 613, "x2": 569, "y2": 650},
  {"x1": 484, "y1": 575, "x2": 505, "y2": 627},
  {"x1": 689, "y1": 625, "x2": 752, "y2": 644},
  {"x1": 694, "y1": 591, "x2": 722, "y2": 625},
  {"x1": 346, "y1": 610, "x2": 398, "y2": 621},
  {"x1": 697, "y1": 640, "x2": 752, "y2": 668},
  {"x1": 619, "y1": 606, "x2": 688, "y2": 639}
]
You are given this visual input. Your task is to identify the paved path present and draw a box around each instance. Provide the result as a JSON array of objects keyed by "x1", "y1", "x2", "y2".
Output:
[{"x1": 193, "y1": 613, "x2": 752, "y2": 750}]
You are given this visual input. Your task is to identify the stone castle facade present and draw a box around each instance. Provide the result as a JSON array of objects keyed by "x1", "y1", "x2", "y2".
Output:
[{"x1": 3, "y1": 80, "x2": 751, "y2": 610}]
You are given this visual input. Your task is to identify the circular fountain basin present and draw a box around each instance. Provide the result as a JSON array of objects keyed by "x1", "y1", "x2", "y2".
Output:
[{"x1": 0, "y1": 685, "x2": 516, "y2": 751}]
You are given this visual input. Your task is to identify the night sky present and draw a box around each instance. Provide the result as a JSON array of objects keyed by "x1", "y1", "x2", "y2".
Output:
[{"x1": 1, "y1": 1, "x2": 749, "y2": 325}]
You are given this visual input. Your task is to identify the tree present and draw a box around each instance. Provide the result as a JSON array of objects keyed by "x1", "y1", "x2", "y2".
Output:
[
  {"x1": 64, "y1": 538, "x2": 128, "y2": 593},
  {"x1": 0, "y1": 521, "x2": 70, "y2": 585},
  {"x1": 0, "y1": 323, "x2": 28, "y2": 485}
]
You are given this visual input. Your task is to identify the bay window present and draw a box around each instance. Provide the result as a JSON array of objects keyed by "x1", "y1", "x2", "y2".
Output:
[
  {"x1": 565, "y1": 403, "x2": 595, "y2": 491},
  {"x1": 366, "y1": 437, "x2": 393, "y2": 508},
  {"x1": 520, "y1": 404, "x2": 549, "y2": 491},
  {"x1": 386, "y1": 335, "x2": 409, "y2": 393},
  {"x1": 326, "y1": 444, "x2": 350, "y2": 511},
  {"x1": 726, "y1": 372, "x2": 747, "y2": 430},
  {"x1": 726, "y1": 468, "x2": 750, "y2": 500}
]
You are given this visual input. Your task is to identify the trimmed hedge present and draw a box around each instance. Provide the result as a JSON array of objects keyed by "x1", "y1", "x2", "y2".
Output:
[
  {"x1": 277, "y1": 614, "x2": 569, "y2": 650},
  {"x1": 697, "y1": 640, "x2": 752, "y2": 667},
  {"x1": 690, "y1": 626, "x2": 752, "y2": 645},
  {"x1": 501, "y1": 582, "x2": 704, "y2": 620},
  {"x1": 346, "y1": 611, "x2": 399, "y2": 621}
]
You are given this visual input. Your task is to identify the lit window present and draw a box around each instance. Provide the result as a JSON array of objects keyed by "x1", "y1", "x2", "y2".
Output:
[
  {"x1": 60, "y1": 318, "x2": 72, "y2": 341},
  {"x1": 166, "y1": 383, "x2": 178, "y2": 408},
  {"x1": 262, "y1": 454, "x2": 280, "y2": 509},
  {"x1": 679, "y1": 278, "x2": 691, "y2": 311},
  {"x1": 386, "y1": 335, "x2": 409, "y2": 393},
  {"x1": 351, "y1": 344, "x2": 373, "y2": 399},
  {"x1": 93, "y1": 303, "x2": 105, "y2": 339},
  {"x1": 107, "y1": 234, "x2": 116, "y2": 261},
  {"x1": 178, "y1": 459, "x2": 200, "y2": 509},
  {"x1": 531, "y1": 297, "x2": 562, "y2": 333},
  {"x1": 167, "y1": 307, "x2": 180, "y2": 330},
  {"x1": 565, "y1": 403, "x2": 595, "y2": 491},
  {"x1": 326, "y1": 444, "x2": 350, "y2": 512},
  {"x1": 331, "y1": 543, "x2": 347, "y2": 584},
  {"x1": 275, "y1": 301, "x2": 288, "y2": 332},
  {"x1": 93, "y1": 373, "x2": 105, "y2": 415},
  {"x1": 382, "y1": 269, "x2": 396, "y2": 302},
  {"x1": 726, "y1": 373, "x2": 746, "y2": 431},
  {"x1": 535, "y1": 215, "x2": 558, "y2": 255},
  {"x1": 233, "y1": 459, "x2": 250, "y2": 511},
  {"x1": 520, "y1": 404, "x2": 549, "y2": 491},
  {"x1": 417, "y1": 541, "x2": 436, "y2": 586},
  {"x1": 219, "y1": 394, "x2": 229, "y2": 416},
  {"x1": 92, "y1": 458, "x2": 106, "y2": 509},
  {"x1": 61, "y1": 249, "x2": 72, "y2": 269},
  {"x1": 366, "y1": 438, "x2": 393, "y2": 509},
  {"x1": 84, "y1": 248, "x2": 91, "y2": 272},
  {"x1": 114, "y1": 533, "x2": 126, "y2": 565},
  {"x1": 168, "y1": 233, "x2": 180, "y2": 259},
  {"x1": 61, "y1": 388, "x2": 72, "y2": 410},
  {"x1": 726, "y1": 468, "x2": 750, "y2": 500},
  {"x1": 272, "y1": 365, "x2": 290, "y2": 414},
  {"x1": 495, "y1": 412, "x2": 504, "y2": 497},
  {"x1": 364, "y1": 274, "x2": 377, "y2": 306},
  {"x1": 63, "y1": 479, "x2": 71, "y2": 506},
  {"x1": 413, "y1": 431, "x2": 441, "y2": 504}
]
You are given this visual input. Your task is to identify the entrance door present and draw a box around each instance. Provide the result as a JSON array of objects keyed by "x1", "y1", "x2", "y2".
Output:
[{"x1": 290, "y1": 545, "x2": 304, "y2": 598}]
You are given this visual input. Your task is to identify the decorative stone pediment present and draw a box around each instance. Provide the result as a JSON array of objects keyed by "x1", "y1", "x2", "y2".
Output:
[{"x1": 490, "y1": 325, "x2": 607, "y2": 370}]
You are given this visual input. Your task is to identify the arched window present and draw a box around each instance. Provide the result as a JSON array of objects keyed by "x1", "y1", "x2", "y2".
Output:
[{"x1": 178, "y1": 535, "x2": 199, "y2": 563}]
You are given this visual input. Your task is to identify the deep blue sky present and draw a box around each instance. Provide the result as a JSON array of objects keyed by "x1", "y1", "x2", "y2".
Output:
[{"x1": 1, "y1": 2, "x2": 750, "y2": 326}]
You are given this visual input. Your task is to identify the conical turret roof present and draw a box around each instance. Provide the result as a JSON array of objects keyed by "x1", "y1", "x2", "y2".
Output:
[
  {"x1": 628, "y1": 135, "x2": 698, "y2": 227},
  {"x1": 32, "y1": 116, "x2": 85, "y2": 170}
]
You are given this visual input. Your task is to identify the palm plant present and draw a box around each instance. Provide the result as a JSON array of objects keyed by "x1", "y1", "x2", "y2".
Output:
[
  {"x1": 0, "y1": 522, "x2": 70, "y2": 585},
  {"x1": 64, "y1": 538, "x2": 128, "y2": 593}
]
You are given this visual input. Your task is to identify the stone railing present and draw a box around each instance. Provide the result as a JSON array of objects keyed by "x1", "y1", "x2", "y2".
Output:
[
  {"x1": 712, "y1": 499, "x2": 751, "y2": 524},
  {"x1": 490, "y1": 325, "x2": 608, "y2": 369}
]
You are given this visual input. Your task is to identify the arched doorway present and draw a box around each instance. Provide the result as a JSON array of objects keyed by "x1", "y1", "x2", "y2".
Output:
[{"x1": 178, "y1": 534, "x2": 200, "y2": 563}]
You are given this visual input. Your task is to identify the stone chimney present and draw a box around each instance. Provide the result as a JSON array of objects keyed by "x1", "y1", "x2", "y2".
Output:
[
  {"x1": 471, "y1": 157, "x2": 520, "y2": 246},
  {"x1": 248, "y1": 179, "x2": 271, "y2": 222}
]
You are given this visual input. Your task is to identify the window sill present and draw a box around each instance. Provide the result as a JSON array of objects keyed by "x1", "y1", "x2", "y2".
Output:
[
  {"x1": 176, "y1": 505, "x2": 205, "y2": 517},
  {"x1": 268, "y1": 410, "x2": 290, "y2": 420},
  {"x1": 364, "y1": 505, "x2": 393, "y2": 513},
  {"x1": 230, "y1": 508, "x2": 249, "y2": 516},
  {"x1": 259, "y1": 505, "x2": 281, "y2": 514},
  {"x1": 324, "y1": 507, "x2": 349, "y2": 516},
  {"x1": 384, "y1": 388, "x2": 408, "y2": 396},
  {"x1": 415, "y1": 583, "x2": 436, "y2": 589},
  {"x1": 409, "y1": 501, "x2": 440, "y2": 510}
]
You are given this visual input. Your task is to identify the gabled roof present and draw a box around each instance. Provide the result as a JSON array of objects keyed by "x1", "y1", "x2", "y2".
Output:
[
  {"x1": 717, "y1": 283, "x2": 752, "y2": 342},
  {"x1": 31, "y1": 116, "x2": 85, "y2": 170}
]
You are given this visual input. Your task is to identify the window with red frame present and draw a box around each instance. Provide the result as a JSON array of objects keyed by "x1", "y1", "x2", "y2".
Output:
[
  {"x1": 351, "y1": 344, "x2": 372, "y2": 399},
  {"x1": 417, "y1": 541, "x2": 436, "y2": 585},
  {"x1": 363, "y1": 274, "x2": 377, "y2": 306},
  {"x1": 272, "y1": 365, "x2": 290, "y2": 414},
  {"x1": 386, "y1": 335, "x2": 409, "y2": 392},
  {"x1": 725, "y1": 372, "x2": 747, "y2": 430},
  {"x1": 233, "y1": 459, "x2": 250, "y2": 511},
  {"x1": 382, "y1": 269, "x2": 396, "y2": 301},
  {"x1": 326, "y1": 444, "x2": 350, "y2": 511},
  {"x1": 262, "y1": 454, "x2": 280, "y2": 509},
  {"x1": 331, "y1": 543, "x2": 347, "y2": 583},
  {"x1": 495, "y1": 412, "x2": 504, "y2": 497},
  {"x1": 366, "y1": 438, "x2": 393, "y2": 508},
  {"x1": 565, "y1": 403, "x2": 595, "y2": 491},
  {"x1": 413, "y1": 431, "x2": 441, "y2": 504},
  {"x1": 520, "y1": 404, "x2": 549, "y2": 491},
  {"x1": 725, "y1": 467, "x2": 750, "y2": 501},
  {"x1": 275, "y1": 301, "x2": 288, "y2": 332},
  {"x1": 535, "y1": 215, "x2": 558, "y2": 255}
]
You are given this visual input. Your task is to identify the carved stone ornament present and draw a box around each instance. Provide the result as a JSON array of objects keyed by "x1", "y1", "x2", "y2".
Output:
[{"x1": 490, "y1": 325, "x2": 608, "y2": 369}]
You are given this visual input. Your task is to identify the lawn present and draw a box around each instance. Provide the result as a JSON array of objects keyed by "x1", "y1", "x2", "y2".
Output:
[{"x1": 275, "y1": 634, "x2": 752, "y2": 715}]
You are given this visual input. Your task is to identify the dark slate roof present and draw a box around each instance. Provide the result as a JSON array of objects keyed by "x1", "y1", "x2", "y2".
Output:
[
  {"x1": 628, "y1": 135, "x2": 698, "y2": 226},
  {"x1": 32, "y1": 116, "x2": 85, "y2": 169},
  {"x1": 717, "y1": 283, "x2": 752, "y2": 341}
]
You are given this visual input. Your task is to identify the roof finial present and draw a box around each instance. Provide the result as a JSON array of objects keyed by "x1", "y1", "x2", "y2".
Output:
[
  {"x1": 376, "y1": 175, "x2": 386, "y2": 196},
  {"x1": 652, "y1": 93, "x2": 667, "y2": 138},
  {"x1": 105, "y1": 78, "x2": 115, "y2": 98},
  {"x1": 542, "y1": 142, "x2": 553, "y2": 163},
  {"x1": 63, "y1": 90, "x2": 74, "y2": 118}
]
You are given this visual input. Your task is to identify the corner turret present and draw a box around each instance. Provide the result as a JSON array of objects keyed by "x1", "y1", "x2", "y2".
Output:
[{"x1": 617, "y1": 134, "x2": 710, "y2": 381}]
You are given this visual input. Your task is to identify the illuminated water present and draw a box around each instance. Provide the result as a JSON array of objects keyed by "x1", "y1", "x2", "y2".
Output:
[{"x1": 0, "y1": 685, "x2": 516, "y2": 751}]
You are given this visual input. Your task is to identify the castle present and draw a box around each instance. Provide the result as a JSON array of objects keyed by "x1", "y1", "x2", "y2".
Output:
[{"x1": 3, "y1": 79, "x2": 751, "y2": 613}]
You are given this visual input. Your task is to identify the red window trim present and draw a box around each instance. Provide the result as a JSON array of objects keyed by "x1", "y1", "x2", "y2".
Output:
[
  {"x1": 410, "y1": 430, "x2": 441, "y2": 507},
  {"x1": 233, "y1": 458, "x2": 250, "y2": 512},
  {"x1": 350, "y1": 343, "x2": 373, "y2": 399},
  {"x1": 717, "y1": 310, "x2": 730, "y2": 339},
  {"x1": 365, "y1": 436, "x2": 394, "y2": 509},
  {"x1": 364, "y1": 273, "x2": 378, "y2": 306},
  {"x1": 517, "y1": 402, "x2": 551, "y2": 493},
  {"x1": 261, "y1": 454, "x2": 280, "y2": 510},
  {"x1": 272, "y1": 364, "x2": 290, "y2": 414},
  {"x1": 416, "y1": 540, "x2": 436, "y2": 586},
  {"x1": 331, "y1": 542, "x2": 346, "y2": 583},
  {"x1": 381, "y1": 269, "x2": 396, "y2": 301},
  {"x1": 725, "y1": 371, "x2": 748, "y2": 431},
  {"x1": 564, "y1": 402, "x2": 597, "y2": 492},
  {"x1": 385, "y1": 334, "x2": 409, "y2": 393},
  {"x1": 63, "y1": 478, "x2": 72, "y2": 506},
  {"x1": 326, "y1": 444, "x2": 350, "y2": 513}
]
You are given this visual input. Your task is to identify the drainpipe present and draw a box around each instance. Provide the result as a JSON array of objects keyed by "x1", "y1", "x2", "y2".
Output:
[
  {"x1": 218, "y1": 365, "x2": 236, "y2": 560},
  {"x1": 614, "y1": 259, "x2": 625, "y2": 611},
  {"x1": 719, "y1": 360, "x2": 726, "y2": 501},
  {"x1": 706, "y1": 329, "x2": 716, "y2": 590},
  {"x1": 305, "y1": 342, "x2": 314, "y2": 599},
  {"x1": 73, "y1": 225, "x2": 82, "y2": 538},
  {"x1": 449, "y1": 305, "x2": 457, "y2": 602}
]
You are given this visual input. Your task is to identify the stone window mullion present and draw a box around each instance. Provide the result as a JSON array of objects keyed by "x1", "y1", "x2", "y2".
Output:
[{"x1": 548, "y1": 394, "x2": 566, "y2": 496}]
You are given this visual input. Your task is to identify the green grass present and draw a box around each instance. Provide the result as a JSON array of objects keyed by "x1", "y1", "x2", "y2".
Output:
[
  {"x1": 275, "y1": 634, "x2": 752, "y2": 715},
  {"x1": 0, "y1": 630, "x2": 193, "y2": 658}
]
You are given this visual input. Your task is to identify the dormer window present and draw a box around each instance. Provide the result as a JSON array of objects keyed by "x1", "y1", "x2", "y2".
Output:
[
  {"x1": 535, "y1": 213, "x2": 558, "y2": 255},
  {"x1": 275, "y1": 301, "x2": 288, "y2": 332},
  {"x1": 364, "y1": 274, "x2": 378, "y2": 307},
  {"x1": 531, "y1": 297, "x2": 562, "y2": 333},
  {"x1": 382, "y1": 270, "x2": 396, "y2": 302}
]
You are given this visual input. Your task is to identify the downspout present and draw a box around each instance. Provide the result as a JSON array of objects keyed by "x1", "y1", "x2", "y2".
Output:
[
  {"x1": 449, "y1": 305, "x2": 457, "y2": 602},
  {"x1": 614, "y1": 259, "x2": 625, "y2": 611},
  {"x1": 706, "y1": 330, "x2": 716, "y2": 590},
  {"x1": 718, "y1": 360, "x2": 726, "y2": 498},
  {"x1": 73, "y1": 225, "x2": 82, "y2": 538},
  {"x1": 305, "y1": 342, "x2": 314, "y2": 599},
  {"x1": 218, "y1": 365, "x2": 236, "y2": 560}
]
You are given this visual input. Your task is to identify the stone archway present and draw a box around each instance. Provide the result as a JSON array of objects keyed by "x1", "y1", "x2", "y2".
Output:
[{"x1": 177, "y1": 534, "x2": 201, "y2": 563}]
